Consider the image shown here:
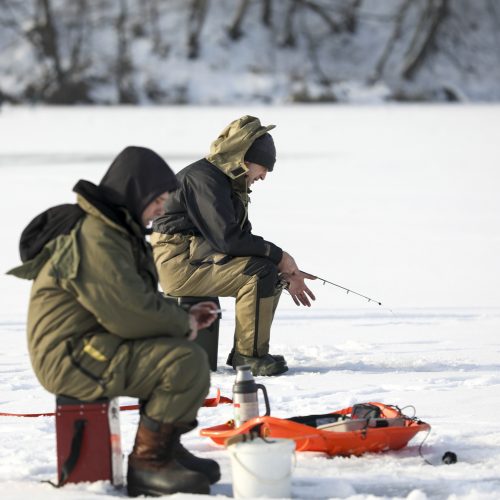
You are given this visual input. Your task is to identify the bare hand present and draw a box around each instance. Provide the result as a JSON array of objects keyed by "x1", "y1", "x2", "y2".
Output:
[
  {"x1": 278, "y1": 251, "x2": 299, "y2": 275},
  {"x1": 187, "y1": 301, "x2": 219, "y2": 340},
  {"x1": 283, "y1": 271, "x2": 317, "y2": 307}
]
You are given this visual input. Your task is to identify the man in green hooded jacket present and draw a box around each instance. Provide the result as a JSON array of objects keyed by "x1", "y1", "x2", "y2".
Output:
[
  {"x1": 8, "y1": 146, "x2": 220, "y2": 497},
  {"x1": 151, "y1": 116, "x2": 316, "y2": 376}
]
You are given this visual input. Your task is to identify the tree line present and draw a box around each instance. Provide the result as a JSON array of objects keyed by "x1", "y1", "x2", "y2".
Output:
[{"x1": 0, "y1": 0, "x2": 498, "y2": 104}]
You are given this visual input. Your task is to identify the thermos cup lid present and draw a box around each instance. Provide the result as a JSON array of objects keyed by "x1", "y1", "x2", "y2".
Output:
[{"x1": 235, "y1": 365, "x2": 254, "y2": 383}]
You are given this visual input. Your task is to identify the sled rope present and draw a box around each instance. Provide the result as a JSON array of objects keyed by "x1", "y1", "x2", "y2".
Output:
[{"x1": 0, "y1": 388, "x2": 232, "y2": 417}]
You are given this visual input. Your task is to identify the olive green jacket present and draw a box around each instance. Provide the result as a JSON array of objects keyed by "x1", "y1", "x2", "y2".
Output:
[{"x1": 8, "y1": 194, "x2": 190, "y2": 392}]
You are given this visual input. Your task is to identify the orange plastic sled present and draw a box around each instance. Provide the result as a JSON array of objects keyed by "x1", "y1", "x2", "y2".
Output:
[{"x1": 200, "y1": 402, "x2": 430, "y2": 457}]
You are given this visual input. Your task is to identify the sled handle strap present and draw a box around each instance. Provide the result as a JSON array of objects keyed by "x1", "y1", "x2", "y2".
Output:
[{"x1": 58, "y1": 419, "x2": 86, "y2": 486}]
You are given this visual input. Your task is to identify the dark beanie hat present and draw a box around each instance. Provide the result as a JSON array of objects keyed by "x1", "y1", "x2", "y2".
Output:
[{"x1": 244, "y1": 133, "x2": 276, "y2": 171}]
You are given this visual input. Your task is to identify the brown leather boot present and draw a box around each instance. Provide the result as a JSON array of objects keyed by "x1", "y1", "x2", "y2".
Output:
[{"x1": 127, "y1": 415, "x2": 210, "y2": 497}]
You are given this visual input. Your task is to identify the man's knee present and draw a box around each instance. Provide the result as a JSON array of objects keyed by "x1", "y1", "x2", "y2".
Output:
[
  {"x1": 173, "y1": 341, "x2": 210, "y2": 393},
  {"x1": 242, "y1": 257, "x2": 279, "y2": 296},
  {"x1": 141, "y1": 341, "x2": 210, "y2": 423}
]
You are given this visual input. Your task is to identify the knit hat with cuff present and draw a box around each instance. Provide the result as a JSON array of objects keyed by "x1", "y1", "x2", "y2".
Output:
[{"x1": 244, "y1": 133, "x2": 276, "y2": 171}]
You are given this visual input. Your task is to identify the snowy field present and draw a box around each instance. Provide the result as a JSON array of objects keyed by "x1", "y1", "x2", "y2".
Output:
[{"x1": 0, "y1": 105, "x2": 499, "y2": 499}]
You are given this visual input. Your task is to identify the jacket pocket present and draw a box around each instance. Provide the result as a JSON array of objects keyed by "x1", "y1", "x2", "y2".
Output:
[{"x1": 66, "y1": 333, "x2": 122, "y2": 388}]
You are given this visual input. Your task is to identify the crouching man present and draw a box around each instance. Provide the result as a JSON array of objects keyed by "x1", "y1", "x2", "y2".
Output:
[
  {"x1": 151, "y1": 116, "x2": 316, "y2": 377},
  {"x1": 8, "y1": 146, "x2": 219, "y2": 496}
]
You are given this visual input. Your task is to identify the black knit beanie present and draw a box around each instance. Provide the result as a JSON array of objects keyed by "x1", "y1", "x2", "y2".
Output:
[{"x1": 244, "y1": 133, "x2": 276, "y2": 171}]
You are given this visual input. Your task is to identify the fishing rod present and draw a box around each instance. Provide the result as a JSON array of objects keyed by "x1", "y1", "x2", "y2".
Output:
[{"x1": 301, "y1": 270, "x2": 383, "y2": 305}]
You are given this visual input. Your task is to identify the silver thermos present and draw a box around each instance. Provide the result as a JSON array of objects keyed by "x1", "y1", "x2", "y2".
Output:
[{"x1": 232, "y1": 365, "x2": 271, "y2": 427}]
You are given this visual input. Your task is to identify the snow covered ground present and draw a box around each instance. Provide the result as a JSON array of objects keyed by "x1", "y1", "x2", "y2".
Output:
[{"x1": 0, "y1": 104, "x2": 499, "y2": 499}]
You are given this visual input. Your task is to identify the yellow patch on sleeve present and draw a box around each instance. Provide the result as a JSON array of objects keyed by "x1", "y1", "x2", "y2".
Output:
[{"x1": 83, "y1": 340, "x2": 108, "y2": 362}]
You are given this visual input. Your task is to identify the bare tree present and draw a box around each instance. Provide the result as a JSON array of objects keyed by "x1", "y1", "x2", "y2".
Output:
[
  {"x1": 369, "y1": 0, "x2": 412, "y2": 84},
  {"x1": 262, "y1": 0, "x2": 272, "y2": 27},
  {"x1": 227, "y1": 0, "x2": 274, "y2": 36},
  {"x1": 115, "y1": 0, "x2": 136, "y2": 103},
  {"x1": 30, "y1": 0, "x2": 64, "y2": 87},
  {"x1": 281, "y1": 0, "x2": 360, "y2": 48},
  {"x1": 487, "y1": 0, "x2": 500, "y2": 65},
  {"x1": 401, "y1": 0, "x2": 448, "y2": 80},
  {"x1": 282, "y1": 0, "x2": 299, "y2": 47},
  {"x1": 148, "y1": 0, "x2": 162, "y2": 50},
  {"x1": 298, "y1": 0, "x2": 341, "y2": 33},
  {"x1": 228, "y1": 0, "x2": 251, "y2": 40},
  {"x1": 66, "y1": 0, "x2": 90, "y2": 77},
  {"x1": 343, "y1": 0, "x2": 362, "y2": 33},
  {"x1": 1, "y1": 0, "x2": 93, "y2": 102},
  {"x1": 188, "y1": 0, "x2": 209, "y2": 59}
]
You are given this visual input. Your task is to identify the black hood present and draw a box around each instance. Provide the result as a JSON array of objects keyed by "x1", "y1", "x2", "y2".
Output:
[
  {"x1": 17, "y1": 146, "x2": 177, "y2": 263},
  {"x1": 99, "y1": 146, "x2": 178, "y2": 225}
]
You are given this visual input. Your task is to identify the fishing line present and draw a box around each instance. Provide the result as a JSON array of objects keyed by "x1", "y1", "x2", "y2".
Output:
[{"x1": 303, "y1": 272, "x2": 383, "y2": 305}]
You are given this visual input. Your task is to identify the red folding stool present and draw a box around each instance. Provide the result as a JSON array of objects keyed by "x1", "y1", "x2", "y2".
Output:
[{"x1": 55, "y1": 396, "x2": 123, "y2": 486}]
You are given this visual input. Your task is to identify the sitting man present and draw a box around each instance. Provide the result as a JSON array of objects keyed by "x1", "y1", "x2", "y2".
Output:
[
  {"x1": 151, "y1": 116, "x2": 316, "y2": 377},
  {"x1": 8, "y1": 146, "x2": 220, "y2": 497}
]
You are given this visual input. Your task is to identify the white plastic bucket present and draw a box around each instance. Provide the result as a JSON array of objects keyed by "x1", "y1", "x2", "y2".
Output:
[{"x1": 228, "y1": 437, "x2": 296, "y2": 499}]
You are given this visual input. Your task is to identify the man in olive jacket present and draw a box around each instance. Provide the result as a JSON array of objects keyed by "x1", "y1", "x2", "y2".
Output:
[
  {"x1": 152, "y1": 116, "x2": 316, "y2": 376},
  {"x1": 8, "y1": 146, "x2": 220, "y2": 497}
]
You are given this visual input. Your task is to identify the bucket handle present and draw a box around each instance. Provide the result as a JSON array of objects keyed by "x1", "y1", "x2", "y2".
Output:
[{"x1": 256, "y1": 384, "x2": 271, "y2": 416}]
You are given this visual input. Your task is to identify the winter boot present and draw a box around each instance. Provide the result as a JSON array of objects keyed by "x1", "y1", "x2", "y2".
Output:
[
  {"x1": 231, "y1": 351, "x2": 288, "y2": 376},
  {"x1": 127, "y1": 415, "x2": 210, "y2": 497},
  {"x1": 227, "y1": 347, "x2": 286, "y2": 368},
  {"x1": 269, "y1": 353, "x2": 286, "y2": 364},
  {"x1": 172, "y1": 420, "x2": 221, "y2": 485},
  {"x1": 174, "y1": 440, "x2": 221, "y2": 484}
]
